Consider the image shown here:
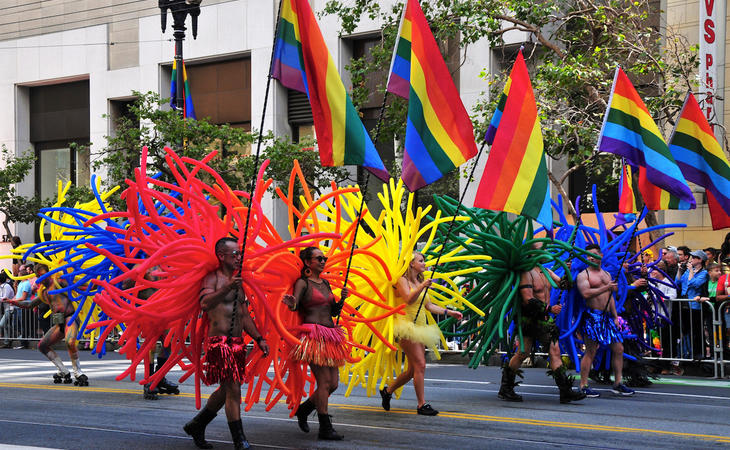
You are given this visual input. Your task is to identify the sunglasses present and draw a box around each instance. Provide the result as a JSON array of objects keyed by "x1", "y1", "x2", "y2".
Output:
[
  {"x1": 228, "y1": 250, "x2": 241, "y2": 256},
  {"x1": 312, "y1": 256, "x2": 328, "y2": 263}
]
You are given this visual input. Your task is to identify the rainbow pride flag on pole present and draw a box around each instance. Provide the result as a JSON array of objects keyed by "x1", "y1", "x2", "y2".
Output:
[
  {"x1": 474, "y1": 50, "x2": 552, "y2": 229},
  {"x1": 618, "y1": 159, "x2": 637, "y2": 214},
  {"x1": 271, "y1": 0, "x2": 388, "y2": 181},
  {"x1": 386, "y1": 0, "x2": 477, "y2": 191},
  {"x1": 596, "y1": 67, "x2": 695, "y2": 210},
  {"x1": 668, "y1": 91, "x2": 730, "y2": 227},
  {"x1": 170, "y1": 59, "x2": 196, "y2": 119}
]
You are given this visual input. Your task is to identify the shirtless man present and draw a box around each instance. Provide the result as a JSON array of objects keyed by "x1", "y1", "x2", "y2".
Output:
[
  {"x1": 498, "y1": 253, "x2": 585, "y2": 404},
  {"x1": 8, "y1": 263, "x2": 87, "y2": 385},
  {"x1": 183, "y1": 237, "x2": 269, "y2": 450},
  {"x1": 576, "y1": 244, "x2": 635, "y2": 397}
]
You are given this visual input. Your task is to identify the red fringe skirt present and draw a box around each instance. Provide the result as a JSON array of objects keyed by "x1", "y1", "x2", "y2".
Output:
[
  {"x1": 290, "y1": 324, "x2": 347, "y2": 367},
  {"x1": 202, "y1": 336, "x2": 247, "y2": 385}
]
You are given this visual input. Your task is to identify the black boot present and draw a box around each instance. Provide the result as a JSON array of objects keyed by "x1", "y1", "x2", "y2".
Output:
[
  {"x1": 227, "y1": 419, "x2": 251, "y2": 450},
  {"x1": 550, "y1": 366, "x2": 587, "y2": 404},
  {"x1": 497, "y1": 366, "x2": 523, "y2": 402},
  {"x1": 183, "y1": 407, "x2": 216, "y2": 449},
  {"x1": 317, "y1": 413, "x2": 343, "y2": 440},
  {"x1": 144, "y1": 361, "x2": 159, "y2": 400},
  {"x1": 295, "y1": 398, "x2": 316, "y2": 432}
]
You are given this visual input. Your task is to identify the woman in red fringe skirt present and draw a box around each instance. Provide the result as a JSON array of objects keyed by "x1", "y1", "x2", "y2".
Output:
[{"x1": 282, "y1": 246, "x2": 348, "y2": 441}]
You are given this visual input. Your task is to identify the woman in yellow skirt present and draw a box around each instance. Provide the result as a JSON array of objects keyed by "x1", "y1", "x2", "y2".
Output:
[{"x1": 379, "y1": 252, "x2": 462, "y2": 416}]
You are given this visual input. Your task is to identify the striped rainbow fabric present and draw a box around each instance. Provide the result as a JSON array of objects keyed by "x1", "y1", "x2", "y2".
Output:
[
  {"x1": 618, "y1": 160, "x2": 636, "y2": 214},
  {"x1": 474, "y1": 50, "x2": 552, "y2": 229},
  {"x1": 668, "y1": 92, "x2": 730, "y2": 220},
  {"x1": 597, "y1": 67, "x2": 695, "y2": 210},
  {"x1": 386, "y1": 0, "x2": 477, "y2": 191},
  {"x1": 271, "y1": 0, "x2": 388, "y2": 181},
  {"x1": 170, "y1": 59, "x2": 196, "y2": 119}
]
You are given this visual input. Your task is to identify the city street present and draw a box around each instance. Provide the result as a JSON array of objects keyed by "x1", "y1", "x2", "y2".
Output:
[{"x1": 0, "y1": 348, "x2": 728, "y2": 449}]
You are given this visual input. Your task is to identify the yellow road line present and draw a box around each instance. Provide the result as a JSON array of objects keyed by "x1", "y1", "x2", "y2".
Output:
[
  {"x1": 0, "y1": 382, "x2": 208, "y2": 399},
  {"x1": 328, "y1": 403, "x2": 730, "y2": 443},
  {"x1": 2, "y1": 383, "x2": 728, "y2": 443}
]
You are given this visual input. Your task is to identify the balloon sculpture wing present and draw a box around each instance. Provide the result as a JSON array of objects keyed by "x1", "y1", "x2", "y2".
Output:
[
  {"x1": 284, "y1": 178, "x2": 483, "y2": 398},
  {"x1": 426, "y1": 195, "x2": 577, "y2": 369},
  {"x1": 2, "y1": 177, "x2": 126, "y2": 356}
]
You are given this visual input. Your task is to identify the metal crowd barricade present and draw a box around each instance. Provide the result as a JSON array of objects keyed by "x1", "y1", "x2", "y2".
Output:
[
  {"x1": 435, "y1": 298, "x2": 728, "y2": 377},
  {"x1": 0, "y1": 304, "x2": 98, "y2": 348},
  {"x1": 713, "y1": 300, "x2": 730, "y2": 378},
  {"x1": 649, "y1": 298, "x2": 723, "y2": 378}
]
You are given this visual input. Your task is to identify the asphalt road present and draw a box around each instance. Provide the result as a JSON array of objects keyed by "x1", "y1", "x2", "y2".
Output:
[{"x1": 0, "y1": 348, "x2": 728, "y2": 449}]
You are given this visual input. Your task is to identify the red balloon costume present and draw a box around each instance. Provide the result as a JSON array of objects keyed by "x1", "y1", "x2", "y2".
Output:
[{"x1": 85, "y1": 148, "x2": 395, "y2": 414}]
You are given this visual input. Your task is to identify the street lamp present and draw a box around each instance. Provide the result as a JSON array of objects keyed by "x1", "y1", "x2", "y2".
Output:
[{"x1": 159, "y1": 0, "x2": 202, "y2": 118}]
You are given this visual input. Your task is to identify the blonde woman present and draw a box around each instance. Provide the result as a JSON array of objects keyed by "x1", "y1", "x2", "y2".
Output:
[{"x1": 379, "y1": 252, "x2": 462, "y2": 416}]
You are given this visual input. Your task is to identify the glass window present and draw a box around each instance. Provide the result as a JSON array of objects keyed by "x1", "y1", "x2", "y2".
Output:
[{"x1": 38, "y1": 147, "x2": 71, "y2": 201}]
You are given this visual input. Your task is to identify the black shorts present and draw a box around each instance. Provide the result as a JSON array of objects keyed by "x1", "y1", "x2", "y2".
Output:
[{"x1": 520, "y1": 316, "x2": 559, "y2": 347}]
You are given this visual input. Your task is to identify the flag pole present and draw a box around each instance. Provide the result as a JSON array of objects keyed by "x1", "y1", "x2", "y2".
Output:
[
  {"x1": 336, "y1": 90, "x2": 390, "y2": 325},
  {"x1": 238, "y1": 0, "x2": 283, "y2": 279},
  {"x1": 412, "y1": 138, "x2": 488, "y2": 323}
]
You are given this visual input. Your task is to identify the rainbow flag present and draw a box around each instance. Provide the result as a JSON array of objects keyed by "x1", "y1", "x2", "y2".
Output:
[
  {"x1": 474, "y1": 50, "x2": 552, "y2": 229},
  {"x1": 271, "y1": 0, "x2": 388, "y2": 181},
  {"x1": 597, "y1": 67, "x2": 694, "y2": 209},
  {"x1": 170, "y1": 59, "x2": 196, "y2": 119},
  {"x1": 618, "y1": 160, "x2": 636, "y2": 214},
  {"x1": 386, "y1": 0, "x2": 477, "y2": 190},
  {"x1": 668, "y1": 91, "x2": 730, "y2": 227}
]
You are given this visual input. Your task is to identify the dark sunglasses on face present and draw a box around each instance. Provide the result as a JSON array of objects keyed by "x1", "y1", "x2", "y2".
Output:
[
  {"x1": 312, "y1": 256, "x2": 327, "y2": 263},
  {"x1": 229, "y1": 250, "x2": 241, "y2": 256}
]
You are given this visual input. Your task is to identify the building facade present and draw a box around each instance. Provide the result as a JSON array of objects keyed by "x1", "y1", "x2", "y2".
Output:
[{"x1": 0, "y1": 0, "x2": 728, "y2": 263}]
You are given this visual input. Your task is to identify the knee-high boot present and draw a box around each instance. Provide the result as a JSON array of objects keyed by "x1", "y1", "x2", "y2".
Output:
[
  {"x1": 549, "y1": 366, "x2": 587, "y2": 404},
  {"x1": 317, "y1": 413, "x2": 343, "y2": 440},
  {"x1": 295, "y1": 398, "x2": 316, "y2": 432},
  {"x1": 497, "y1": 366, "x2": 523, "y2": 402},
  {"x1": 227, "y1": 419, "x2": 251, "y2": 450},
  {"x1": 183, "y1": 407, "x2": 217, "y2": 449}
]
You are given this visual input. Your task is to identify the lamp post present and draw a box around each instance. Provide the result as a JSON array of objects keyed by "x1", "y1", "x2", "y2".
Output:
[{"x1": 159, "y1": 0, "x2": 202, "y2": 118}]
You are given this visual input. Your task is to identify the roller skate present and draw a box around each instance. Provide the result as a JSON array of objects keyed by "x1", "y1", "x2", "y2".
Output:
[
  {"x1": 73, "y1": 373, "x2": 89, "y2": 386},
  {"x1": 144, "y1": 383, "x2": 159, "y2": 400},
  {"x1": 53, "y1": 372, "x2": 64, "y2": 384},
  {"x1": 62, "y1": 372, "x2": 72, "y2": 384},
  {"x1": 157, "y1": 377, "x2": 180, "y2": 395}
]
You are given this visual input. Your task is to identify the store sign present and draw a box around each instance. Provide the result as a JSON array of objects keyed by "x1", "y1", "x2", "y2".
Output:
[{"x1": 699, "y1": 0, "x2": 725, "y2": 134}]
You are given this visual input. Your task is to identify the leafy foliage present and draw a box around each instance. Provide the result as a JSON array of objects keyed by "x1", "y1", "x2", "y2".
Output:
[
  {"x1": 0, "y1": 146, "x2": 48, "y2": 239},
  {"x1": 92, "y1": 92, "x2": 351, "y2": 209}
]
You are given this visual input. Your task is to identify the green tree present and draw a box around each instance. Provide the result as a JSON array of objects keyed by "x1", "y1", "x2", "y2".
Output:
[
  {"x1": 322, "y1": 0, "x2": 699, "y2": 221},
  {"x1": 92, "y1": 91, "x2": 351, "y2": 210},
  {"x1": 0, "y1": 146, "x2": 48, "y2": 239}
]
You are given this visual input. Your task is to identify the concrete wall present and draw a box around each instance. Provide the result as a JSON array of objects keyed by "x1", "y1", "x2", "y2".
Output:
[{"x1": 0, "y1": 1, "x2": 285, "y2": 243}]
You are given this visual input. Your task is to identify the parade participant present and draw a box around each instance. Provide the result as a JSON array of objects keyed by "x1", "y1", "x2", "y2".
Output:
[
  {"x1": 122, "y1": 266, "x2": 179, "y2": 400},
  {"x1": 576, "y1": 244, "x2": 634, "y2": 397},
  {"x1": 8, "y1": 263, "x2": 88, "y2": 385},
  {"x1": 183, "y1": 237, "x2": 270, "y2": 450},
  {"x1": 283, "y1": 246, "x2": 349, "y2": 440},
  {"x1": 379, "y1": 252, "x2": 464, "y2": 416},
  {"x1": 497, "y1": 250, "x2": 585, "y2": 404}
]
